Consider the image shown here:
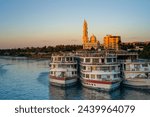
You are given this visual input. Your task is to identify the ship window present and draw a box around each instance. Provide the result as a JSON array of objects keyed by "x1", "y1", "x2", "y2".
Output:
[
  {"x1": 87, "y1": 67, "x2": 91, "y2": 71},
  {"x1": 86, "y1": 74, "x2": 89, "y2": 78},
  {"x1": 91, "y1": 74, "x2": 95, "y2": 79},
  {"x1": 107, "y1": 75, "x2": 110, "y2": 79},
  {"x1": 58, "y1": 57, "x2": 61, "y2": 61},
  {"x1": 66, "y1": 57, "x2": 69, "y2": 61},
  {"x1": 82, "y1": 66, "x2": 86, "y2": 70},
  {"x1": 112, "y1": 66, "x2": 115, "y2": 70},
  {"x1": 101, "y1": 59, "x2": 105, "y2": 63},
  {"x1": 51, "y1": 71, "x2": 53, "y2": 74},
  {"x1": 61, "y1": 72, "x2": 65, "y2": 77},
  {"x1": 113, "y1": 58, "x2": 116, "y2": 62},
  {"x1": 72, "y1": 65, "x2": 75, "y2": 68},
  {"x1": 61, "y1": 58, "x2": 65, "y2": 62},
  {"x1": 80, "y1": 58, "x2": 84, "y2": 62},
  {"x1": 126, "y1": 64, "x2": 130, "y2": 70},
  {"x1": 97, "y1": 75, "x2": 101, "y2": 79},
  {"x1": 134, "y1": 64, "x2": 140, "y2": 68},
  {"x1": 101, "y1": 67, "x2": 109, "y2": 71},
  {"x1": 85, "y1": 58, "x2": 90, "y2": 62},
  {"x1": 93, "y1": 58, "x2": 99, "y2": 63},
  {"x1": 107, "y1": 58, "x2": 112, "y2": 63},
  {"x1": 82, "y1": 73, "x2": 85, "y2": 77},
  {"x1": 97, "y1": 67, "x2": 100, "y2": 70},
  {"x1": 114, "y1": 74, "x2": 117, "y2": 78},
  {"x1": 142, "y1": 64, "x2": 148, "y2": 67},
  {"x1": 53, "y1": 65, "x2": 55, "y2": 68},
  {"x1": 92, "y1": 66, "x2": 96, "y2": 70}
]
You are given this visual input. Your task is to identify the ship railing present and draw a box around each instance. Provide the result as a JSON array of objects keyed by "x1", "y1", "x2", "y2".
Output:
[
  {"x1": 81, "y1": 69, "x2": 119, "y2": 72},
  {"x1": 50, "y1": 60, "x2": 77, "y2": 63},
  {"x1": 118, "y1": 59, "x2": 150, "y2": 63},
  {"x1": 52, "y1": 52, "x2": 76, "y2": 56},
  {"x1": 79, "y1": 53, "x2": 116, "y2": 57},
  {"x1": 80, "y1": 62, "x2": 119, "y2": 65}
]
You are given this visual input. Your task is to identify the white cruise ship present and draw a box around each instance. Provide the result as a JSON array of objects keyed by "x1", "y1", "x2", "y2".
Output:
[
  {"x1": 49, "y1": 53, "x2": 78, "y2": 87},
  {"x1": 123, "y1": 59, "x2": 150, "y2": 89},
  {"x1": 79, "y1": 52, "x2": 121, "y2": 91}
]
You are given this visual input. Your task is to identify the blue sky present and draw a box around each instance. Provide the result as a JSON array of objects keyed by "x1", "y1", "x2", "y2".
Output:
[{"x1": 0, "y1": 0, "x2": 150, "y2": 48}]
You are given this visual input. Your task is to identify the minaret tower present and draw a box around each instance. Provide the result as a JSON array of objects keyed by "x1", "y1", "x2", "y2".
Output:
[{"x1": 82, "y1": 20, "x2": 89, "y2": 44}]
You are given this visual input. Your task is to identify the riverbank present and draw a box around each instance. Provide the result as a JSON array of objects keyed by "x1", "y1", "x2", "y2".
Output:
[{"x1": 0, "y1": 55, "x2": 50, "y2": 61}]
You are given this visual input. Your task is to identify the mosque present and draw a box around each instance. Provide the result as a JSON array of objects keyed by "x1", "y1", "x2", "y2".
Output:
[
  {"x1": 82, "y1": 20, "x2": 100, "y2": 50},
  {"x1": 82, "y1": 20, "x2": 121, "y2": 50}
]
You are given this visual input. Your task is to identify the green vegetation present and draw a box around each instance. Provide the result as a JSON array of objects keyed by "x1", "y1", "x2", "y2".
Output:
[
  {"x1": 139, "y1": 43, "x2": 150, "y2": 59},
  {"x1": 120, "y1": 42, "x2": 150, "y2": 59},
  {"x1": 0, "y1": 45, "x2": 83, "y2": 58},
  {"x1": 1, "y1": 43, "x2": 150, "y2": 59},
  {"x1": 120, "y1": 43, "x2": 135, "y2": 50}
]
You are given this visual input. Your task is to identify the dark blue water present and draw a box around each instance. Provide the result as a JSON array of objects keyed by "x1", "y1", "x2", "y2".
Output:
[{"x1": 0, "y1": 56, "x2": 150, "y2": 100}]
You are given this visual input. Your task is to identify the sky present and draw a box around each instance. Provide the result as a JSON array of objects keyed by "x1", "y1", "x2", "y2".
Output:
[{"x1": 0, "y1": 0, "x2": 150, "y2": 49}]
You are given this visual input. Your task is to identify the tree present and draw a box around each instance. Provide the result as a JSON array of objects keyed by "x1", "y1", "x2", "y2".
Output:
[{"x1": 139, "y1": 43, "x2": 150, "y2": 59}]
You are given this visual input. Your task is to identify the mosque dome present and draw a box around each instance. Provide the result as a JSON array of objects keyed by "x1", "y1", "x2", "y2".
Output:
[{"x1": 90, "y1": 34, "x2": 97, "y2": 43}]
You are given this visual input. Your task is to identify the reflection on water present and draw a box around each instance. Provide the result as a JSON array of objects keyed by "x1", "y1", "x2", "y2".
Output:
[
  {"x1": 0, "y1": 56, "x2": 150, "y2": 100},
  {"x1": 81, "y1": 87, "x2": 121, "y2": 100},
  {"x1": 120, "y1": 87, "x2": 150, "y2": 100},
  {"x1": 37, "y1": 72, "x2": 49, "y2": 86},
  {"x1": 49, "y1": 84, "x2": 81, "y2": 100},
  {"x1": 49, "y1": 83, "x2": 122, "y2": 100},
  {"x1": 0, "y1": 65, "x2": 7, "y2": 77}
]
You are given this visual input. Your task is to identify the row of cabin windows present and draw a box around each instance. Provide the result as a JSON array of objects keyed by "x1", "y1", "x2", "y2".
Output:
[
  {"x1": 50, "y1": 64, "x2": 77, "y2": 69},
  {"x1": 51, "y1": 71, "x2": 77, "y2": 75},
  {"x1": 125, "y1": 64, "x2": 149, "y2": 70},
  {"x1": 132, "y1": 64, "x2": 149, "y2": 68},
  {"x1": 81, "y1": 66, "x2": 117, "y2": 71},
  {"x1": 82, "y1": 73, "x2": 119, "y2": 79},
  {"x1": 52, "y1": 57, "x2": 74, "y2": 62},
  {"x1": 142, "y1": 64, "x2": 148, "y2": 67},
  {"x1": 81, "y1": 58, "x2": 116, "y2": 63},
  {"x1": 51, "y1": 71, "x2": 56, "y2": 75}
]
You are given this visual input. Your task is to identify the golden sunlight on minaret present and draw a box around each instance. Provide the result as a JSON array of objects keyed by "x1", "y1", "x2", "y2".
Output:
[
  {"x1": 82, "y1": 20, "x2": 88, "y2": 44},
  {"x1": 82, "y1": 20, "x2": 100, "y2": 49}
]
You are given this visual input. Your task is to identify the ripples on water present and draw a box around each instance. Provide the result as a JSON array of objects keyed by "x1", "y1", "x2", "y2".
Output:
[{"x1": 0, "y1": 56, "x2": 150, "y2": 100}]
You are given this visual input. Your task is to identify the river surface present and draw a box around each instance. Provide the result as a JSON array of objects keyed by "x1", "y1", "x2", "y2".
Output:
[{"x1": 0, "y1": 56, "x2": 150, "y2": 100}]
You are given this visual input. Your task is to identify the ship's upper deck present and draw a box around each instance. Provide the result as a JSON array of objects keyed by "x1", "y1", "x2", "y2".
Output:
[{"x1": 50, "y1": 52, "x2": 77, "y2": 64}]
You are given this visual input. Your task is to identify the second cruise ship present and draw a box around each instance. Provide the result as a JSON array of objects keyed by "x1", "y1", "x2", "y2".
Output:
[{"x1": 79, "y1": 51, "x2": 122, "y2": 91}]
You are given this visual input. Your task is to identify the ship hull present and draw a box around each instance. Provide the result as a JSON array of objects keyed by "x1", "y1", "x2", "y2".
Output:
[
  {"x1": 123, "y1": 78, "x2": 150, "y2": 89},
  {"x1": 81, "y1": 78, "x2": 121, "y2": 91},
  {"x1": 50, "y1": 75, "x2": 78, "y2": 87}
]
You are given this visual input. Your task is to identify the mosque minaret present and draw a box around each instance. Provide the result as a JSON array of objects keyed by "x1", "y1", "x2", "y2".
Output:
[{"x1": 82, "y1": 20, "x2": 100, "y2": 49}]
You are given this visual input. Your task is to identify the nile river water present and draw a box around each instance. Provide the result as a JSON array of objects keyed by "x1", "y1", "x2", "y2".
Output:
[{"x1": 0, "y1": 56, "x2": 150, "y2": 100}]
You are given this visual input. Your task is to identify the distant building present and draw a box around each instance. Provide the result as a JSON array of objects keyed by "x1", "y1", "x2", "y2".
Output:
[
  {"x1": 82, "y1": 20, "x2": 100, "y2": 49},
  {"x1": 123, "y1": 41, "x2": 150, "y2": 45},
  {"x1": 103, "y1": 35, "x2": 121, "y2": 50},
  {"x1": 135, "y1": 46, "x2": 144, "y2": 51}
]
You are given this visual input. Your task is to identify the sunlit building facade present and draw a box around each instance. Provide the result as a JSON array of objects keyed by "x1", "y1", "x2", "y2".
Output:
[{"x1": 103, "y1": 35, "x2": 121, "y2": 50}]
